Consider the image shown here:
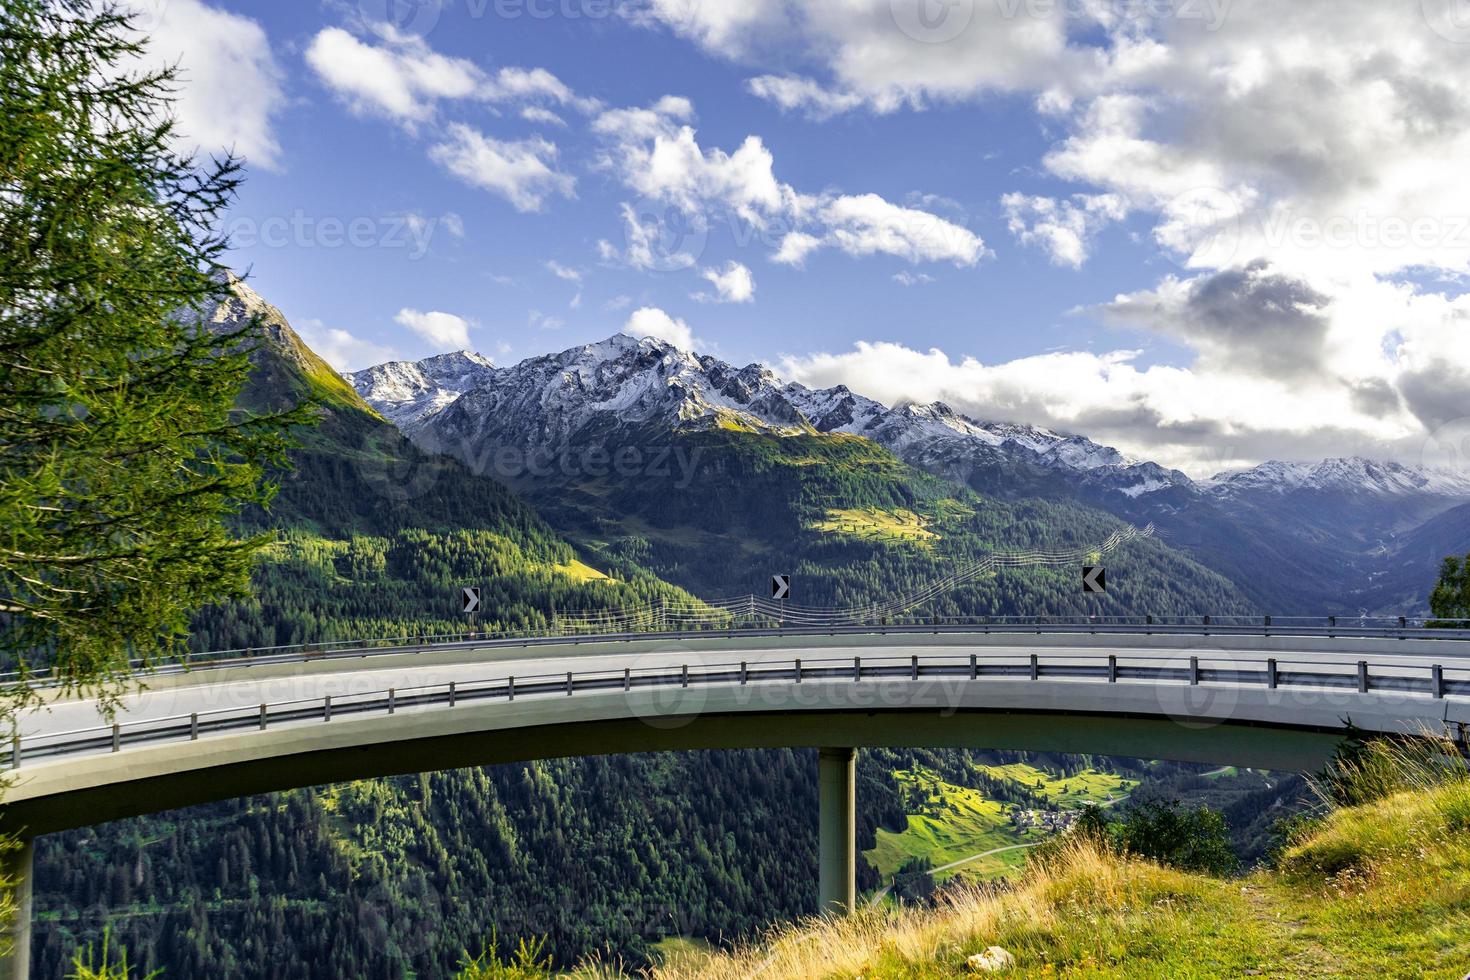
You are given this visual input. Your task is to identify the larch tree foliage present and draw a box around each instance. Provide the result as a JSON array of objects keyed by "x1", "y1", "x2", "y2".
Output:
[{"x1": 0, "y1": 0, "x2": 304, "y2": 713}]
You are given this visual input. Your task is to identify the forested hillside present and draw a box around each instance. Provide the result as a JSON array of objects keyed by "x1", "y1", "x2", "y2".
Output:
[{"x1": 518, "y1": 425, "x2": 1255, "y2": 618}]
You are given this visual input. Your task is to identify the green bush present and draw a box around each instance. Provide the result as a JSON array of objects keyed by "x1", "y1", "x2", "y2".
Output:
[
  {"x1": 1030, "y1": 800, "x2": 1238, "y2": 877},
  {"x1": 1431, "y1": 553, "x2": 1470, "y2": 623},
  {"x1": 1115, "y1": 800, "x2": 1239, "y2": 876},
  {"x1": 454, "y1": 935, "x2": 552, "y2": 979}
]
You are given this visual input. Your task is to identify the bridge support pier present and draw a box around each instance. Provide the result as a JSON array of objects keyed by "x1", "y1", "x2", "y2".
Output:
[
  {"x1": 818, "y1": 747, "x2": 856, "y2": 915},
  {"x1": 0, "y1": 838, "x2": 32, "y2": 980}
]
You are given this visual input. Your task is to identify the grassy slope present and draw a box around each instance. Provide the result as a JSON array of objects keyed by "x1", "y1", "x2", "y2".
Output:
[
  {"x1": 866, "y1": 767, "x2": 1137, "y2": 885},
  {"x1": 640, "y1": 780, "x2": 1470, "y2": 979}
]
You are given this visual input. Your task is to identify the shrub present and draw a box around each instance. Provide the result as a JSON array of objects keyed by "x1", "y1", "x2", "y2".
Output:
[{"x1": 455, "y1": 935, "x2": 552, "y2": 980}]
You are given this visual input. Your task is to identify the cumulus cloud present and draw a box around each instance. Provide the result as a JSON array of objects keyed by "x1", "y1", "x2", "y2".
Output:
[
  {"x1": 594, "y1": 96, "x2": 983, "y2": 268},
  {"x1": 394, "y1": 308, "x2": 473, "y2": 349},
  {"x1": 637, "y1": 0, "x2": 1088, "y2": 110},
  {"x1": 1002, "y1": 193, "x2": 1127, "y2": 268},
  {"x1": 307, "y1": 27, "x2": 597, "y2": 127},
  {"x1": 130, "y1": 0, "x2": 286, "y2": 169},
  {"x1": 429, "y1": 125, "x2": 575, "y2": 212},
  {"x1": 296, "y1": 320, "x2": 395, "y2": 372},
  {"x1": 746, "y1": 75, "x2": 866, "y2": 119},
  {"x1": 1101, "y1": 261, "x2": 1334, "y2": 379},
  {"x1": 623, "y1": 307, "x2": 697, "y2": 350},
  {"x1": 816, "y1": 194, "x2": 987, "y2": 266},
  {"x1": 305, "y1": 26, "x2": 478, "y2": 126},
  {"x1": 778, "y1": 340, "x2": 1406, "y2": 475},
  {"x1": 631, "y1": 0, "x2": 1470, "y2": 469},
  {"x1": 694, "y1": 261, "x2": 755, "y2": 303}
]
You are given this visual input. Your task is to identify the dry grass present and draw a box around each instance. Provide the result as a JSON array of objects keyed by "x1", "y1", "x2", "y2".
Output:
[
  {"x1": 586, "y1": 737, "x2": 1470, "y2": 979},
  {"x1": 634, "y1": 842, "x2": 1226, "y2": 979}
]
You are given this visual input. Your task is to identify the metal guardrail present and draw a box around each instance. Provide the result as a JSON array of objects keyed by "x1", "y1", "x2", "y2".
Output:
[
  {"x1": 12, "y1": 641, "x2": 1470, "y2": 772},
  {"x1": 10, "y1": 616, "x2": 1470, "y2": 689}
]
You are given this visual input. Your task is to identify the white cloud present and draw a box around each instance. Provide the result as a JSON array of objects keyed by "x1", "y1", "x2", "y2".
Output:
[
  {"x1": 593, "y1": 99, "x2": 790, "y2": 227},
  {"x1": 778, "y1": 340, "x2": 1391, "y2": 475},
  {"x1": 639, "y1": 0, "x2": 1087, "y2": 111},
  {"x1": 394, "y1": 308, "x2": 473, "y2": 349},
  {"x1": 610, "y1": 201, "x2": 702, "y2": 272},
  {"x1": 521, "y1": 106, "x2": 567, "y2": 127},
  {"x1": 694, "y1": 261, "x2": 755, "y2": 303},
  {"x1": 604, "y1": 294, "x2": 634, "y2": 311},
  {"x1": 305, "y1": 26, "x2": 479, "y2": 126},
  {"x1": 773, "y1": 232, "x2": 822, "y2": 267},
  {"x1": 1002, "y1": 192, "x2": 1127, "y2": 268},
  {"x1": 892, "y1": 271, "x2": 935, "y2": 286},
  {"x1": 545, "y1": 260, "x2": 583, "y2": 281},
  {"x1": 528, "y1": 309, "x2": 565, "y2": 331},
  {"x1": 816, "y1": 194, "x2": 987, "y2": 266},
  {"x1": 623, "y1": 307, "x2": 697, "y2": 350},
  {"x1": 295, "y1": 319, "x2": 395, "y2": 372},
  {"x1": 635, "y1": 0, "x2": 1470, "y2": 470},
  {"x1": 595, "y1": 97, "x2": 984, "y2": 268},
  {"x1": 429, "y1": 124, "x2": 575, "y2": 212},
  {"x1": 484, "y1": 66, "x2": 601, "y2": 113},
  {"x1": 130, "y1": 0, "x2": 286, "y2": 169},
  {"x1": 306, "y1": 28, "x2": 597, "y2": 128},
  {"x1": 746, "y1": 75, "x2": 866, "y2": 119},
  {"x1": 772, "y1": 261, "x2": 1470, "y2": 474}
]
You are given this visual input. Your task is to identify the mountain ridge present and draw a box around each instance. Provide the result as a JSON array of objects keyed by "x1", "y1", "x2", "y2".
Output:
[
  {"x1": 348, "y1": 334, "x2": 1470, "y2": 614},
  {"x1": 348, "y1": 334, "x2": 1470, "y2": 504}
]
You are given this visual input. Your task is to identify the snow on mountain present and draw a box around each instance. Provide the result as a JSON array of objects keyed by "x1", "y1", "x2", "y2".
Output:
[
  {"x1": 346, "y1": 350, "x2": 495, "y2": 433},
  {"x1": 1203, "y1": 457, "x2": 1470, "y2": 500},
  {"x1": 351, "y1": 333, "x2": 1191, "y2": 498},
  {"x1": 350, "y1": 335, "x2": 1470, "y2": 507}
]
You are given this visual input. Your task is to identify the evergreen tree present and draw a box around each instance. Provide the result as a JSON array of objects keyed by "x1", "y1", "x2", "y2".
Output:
[{"x1": 0, "y1": 0, "x2": 305, "y2": 706}]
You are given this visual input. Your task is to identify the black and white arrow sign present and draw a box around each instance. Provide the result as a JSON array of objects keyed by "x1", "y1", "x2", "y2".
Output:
[
  {"x1": 462, "y1": 587, "x2": 481, "y2": 614},
  {"x1": 1082, "y1": 566, "x2": 1107, "y2": 594},
  {"x1": 771, "y1": 575, "x2": 790, "y2": 600}
]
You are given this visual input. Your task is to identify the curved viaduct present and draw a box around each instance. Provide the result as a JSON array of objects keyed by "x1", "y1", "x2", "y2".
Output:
[{"x1": 3, "y1": 624, "x2": 1469, "y2": 977}]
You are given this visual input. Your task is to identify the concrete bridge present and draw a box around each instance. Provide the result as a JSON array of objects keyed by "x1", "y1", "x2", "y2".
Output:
[{"x1": 4, "y1": 623, "x2": 1470, "y2": 977}]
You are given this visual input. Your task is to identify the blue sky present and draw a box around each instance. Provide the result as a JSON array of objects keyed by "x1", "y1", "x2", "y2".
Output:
[{"x1": 139, "y1": 0, "x2": 1470, "y2": 474}]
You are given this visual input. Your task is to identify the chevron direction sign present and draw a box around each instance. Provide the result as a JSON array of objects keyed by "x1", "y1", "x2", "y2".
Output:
[
  {"x1": 771, "y1": 575, "x2": 791, "y2": 600},
  {"x1": 1082, "y1": 566, "x2": 1107, "y2": 594},
  {"x1": 462, "y1": 587, "x2": 482, "y2": 614}
]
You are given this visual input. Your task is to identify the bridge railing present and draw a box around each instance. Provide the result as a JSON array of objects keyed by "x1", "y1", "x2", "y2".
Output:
[
  {"x1": 11, "y1": 646, "x2": 1470, "y2": 771},
  {"x1": 8, "y1": 616, "x2": 1470, "y2": 690}
]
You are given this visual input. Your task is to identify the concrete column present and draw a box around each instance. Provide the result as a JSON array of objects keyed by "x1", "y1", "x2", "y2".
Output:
[
  {"x1": 0, "y1": 838, "x2": 33, "y2": 980},
  {"x1": 818, "y1": 747, "x2": 856, "y2": 915}
]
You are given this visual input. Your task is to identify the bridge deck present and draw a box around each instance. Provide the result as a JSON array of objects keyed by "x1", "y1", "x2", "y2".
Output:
[{"x1": 7, "y1": 628, "x2": 1470, "y2": 835}]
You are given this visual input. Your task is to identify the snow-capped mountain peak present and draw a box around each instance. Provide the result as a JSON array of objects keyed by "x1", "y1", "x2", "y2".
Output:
[
  {"x1": 350, "y1": 334, "x2": 1196, "y2": 499},
  {"x1": 346, "y1": 350, "x2": 495, "y2": 432},
  {"x1": 1204, "y1": 457, "x2": 1470, "y2": 499}
]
